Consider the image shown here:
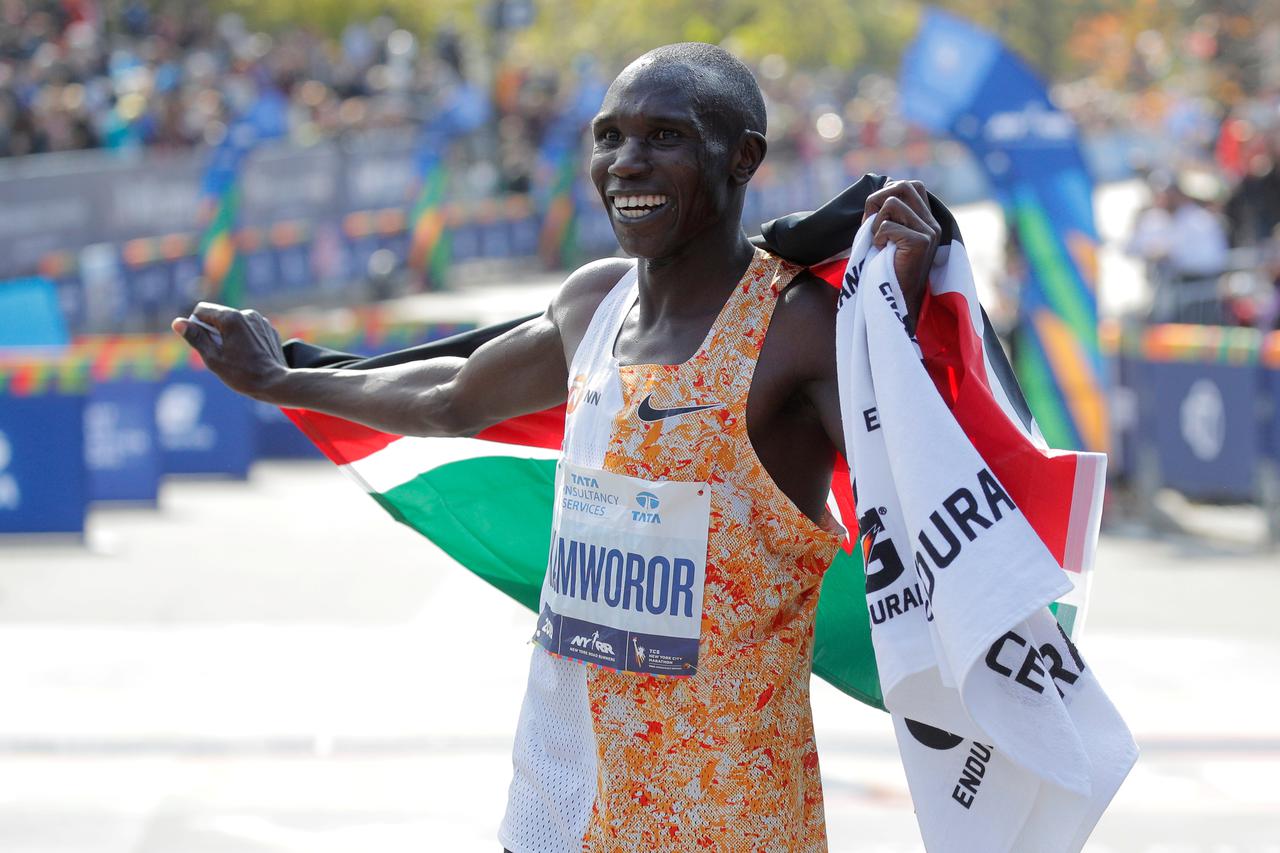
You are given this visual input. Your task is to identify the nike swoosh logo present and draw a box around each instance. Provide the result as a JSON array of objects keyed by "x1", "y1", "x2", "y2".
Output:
[{"x1": 636, "y1": 394, "x2": 724, "y2": 423}]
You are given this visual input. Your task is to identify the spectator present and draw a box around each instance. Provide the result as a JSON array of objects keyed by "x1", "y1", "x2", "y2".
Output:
[
  {"x1": 1225, "y1": 125, "x2": 1280, "y2": 249},
  {"x1": 1127, "y1": 170, "x2": 1231, "y2": 323}
]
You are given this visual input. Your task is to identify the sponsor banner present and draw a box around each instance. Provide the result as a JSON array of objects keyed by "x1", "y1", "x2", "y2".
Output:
[
  {"x1": 0, "y1": 392, "x2": 87, "y2": 534},
  {"x1": 155, "y1": 369, "x2": 255, "y2": 477},
  {"x1": 85, "y1": 379, "x2": 162, "y2": 503},
  {"x1": 1139, "y1": 361, "x2": 1258, "y2": 500},
  {"x1": 535, "y1": 462, "x2": 711, "y2": 677}
]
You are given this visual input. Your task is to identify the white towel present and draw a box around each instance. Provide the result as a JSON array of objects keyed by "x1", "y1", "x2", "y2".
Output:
[{"x1": 834, "y1": 217, "x2": 1137, "y2": 852}]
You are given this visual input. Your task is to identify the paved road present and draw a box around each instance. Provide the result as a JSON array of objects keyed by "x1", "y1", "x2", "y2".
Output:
[{"x1": 1, "y1": 461, "x2": 1277, "y2": 852}]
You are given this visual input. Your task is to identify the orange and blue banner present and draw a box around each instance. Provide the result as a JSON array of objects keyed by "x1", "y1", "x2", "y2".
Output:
[
  {"x1": 408, "y1": 84, "x2": 490, "y2": 289},
  {"x1": 900, "y1": 10, "x2": 1106, "y2": 452}
]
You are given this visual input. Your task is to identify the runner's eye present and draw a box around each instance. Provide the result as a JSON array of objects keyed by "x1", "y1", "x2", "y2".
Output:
[
  {"x1": 656, "y1": 129, "x2": 681, "y2": 141},
  {"x1": 596, "y1": 128, "x2": 621, "y2": 144}
]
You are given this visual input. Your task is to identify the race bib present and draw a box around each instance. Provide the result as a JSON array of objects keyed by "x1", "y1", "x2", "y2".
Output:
[{"x1": 534, "y1": 461, "x2": 711, "y2": 677}]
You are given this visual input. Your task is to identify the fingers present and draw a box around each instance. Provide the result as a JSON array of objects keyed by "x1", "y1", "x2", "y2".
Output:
[
  {"x1": 864, "y1": 179, "x2": 938, "y2": 231},
  {"x1": 872, "y1": 220, "x2": 932, "y2": 252},
  {"x1": 871, "y1": 197, "x2": 936, "y2": 249},
  {"x1": 172, "y1": 302, "x2": 232, "y2": 354}
]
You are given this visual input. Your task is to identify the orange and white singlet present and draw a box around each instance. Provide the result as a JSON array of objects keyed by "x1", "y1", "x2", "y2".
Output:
[{"x1": 499, "y1": 249, "x2": 844, "y2": 852}]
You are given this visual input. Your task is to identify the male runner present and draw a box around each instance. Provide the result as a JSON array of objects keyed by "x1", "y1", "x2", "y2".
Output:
[{"x1": 174, "y1": 42, "x2": 942, "y2": 852}]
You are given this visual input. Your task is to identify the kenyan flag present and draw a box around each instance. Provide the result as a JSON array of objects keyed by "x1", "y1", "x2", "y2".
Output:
[
  {"x1": 275, "y1": 175, "x2": 1098, "y2": 714},
  {"x1": 282, "y1": 326, "x2": 882, "y2": 709}
]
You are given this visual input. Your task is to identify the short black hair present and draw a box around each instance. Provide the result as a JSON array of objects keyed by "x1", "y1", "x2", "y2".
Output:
[{"x1": 629, "y1": 42, "x2": 767, "y2": 141}]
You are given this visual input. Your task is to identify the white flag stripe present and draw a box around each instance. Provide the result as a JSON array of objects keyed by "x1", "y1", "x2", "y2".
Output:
[{"x1": 340, "y1": 435, "x2": 559, "y2": 495}]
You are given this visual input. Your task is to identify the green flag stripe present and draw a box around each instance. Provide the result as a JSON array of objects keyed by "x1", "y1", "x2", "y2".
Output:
[{"x1": 376, "y1": 455, "x2": 883, "y2": 709}]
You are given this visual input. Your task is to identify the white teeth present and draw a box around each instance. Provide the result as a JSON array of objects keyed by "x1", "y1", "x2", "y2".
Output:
[{"x1": 613, "y1": 194, "x2": 669, "y2": 215}]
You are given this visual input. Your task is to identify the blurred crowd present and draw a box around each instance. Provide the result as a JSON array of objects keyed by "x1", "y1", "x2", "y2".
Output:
[
  {"x1": 5, "y1": 1, "x2": 1280, "y2": 328},
  {"x1": 1124, "y1": 102, "x2": 1280, "y2": 330},
  {"x1": 0, "y1": 1, "x2": 918, "y2": 169},
  {"x1": 0, "y1": 0, "x2": 557, "y2": 193}
]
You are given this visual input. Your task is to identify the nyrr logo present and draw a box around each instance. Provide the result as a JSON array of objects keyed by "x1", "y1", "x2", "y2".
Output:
[
  {"x1": 539, "y1": 617, "x2": 554, "y2": 640},
  {"x1": 632, "y1": 491, "x2": 661, "y2": 523},
  {"x1": 569, "y1": 630, "x2": 614, "y2": 656},
  {"x1": 0, "y1": 430, "x2": 19, "y2": 510}
]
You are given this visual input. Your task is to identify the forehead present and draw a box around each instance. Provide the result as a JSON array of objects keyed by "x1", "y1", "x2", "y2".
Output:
[{"x1": 596, "y1": 62, "x2": 709, "y2": 126}]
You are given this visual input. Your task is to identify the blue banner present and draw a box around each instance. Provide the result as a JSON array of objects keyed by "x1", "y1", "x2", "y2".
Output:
[
  {"x1": 1268, "y1": 365, "x2": 1280, "y2": 463},
  {"x1": 0, "y1": 393, "x2": 87, "y2": 533},
  {"x1": 0, "y1": 277, "x2": 69, "y2": 346},
  {"x1": 85, "y1": 379, "x2": 162, "y2": 503},
  {"x1": 1104, "y1": 353, "x2": 1139, "y2": 484},
  {"x1": 899, "y1": 10, "x2": 1106, "y2": 453},
  {"x1": 1139, "y1": 362, "x2": 1258, "y2": 501},
  {"x1": 156, "y1": 370, "x2": 255, "y2": 477}
]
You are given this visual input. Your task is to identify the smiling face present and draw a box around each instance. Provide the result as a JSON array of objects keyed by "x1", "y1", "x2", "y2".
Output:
[{"x1": 589, "y1": 62, "x2": 743, "y2": 261}]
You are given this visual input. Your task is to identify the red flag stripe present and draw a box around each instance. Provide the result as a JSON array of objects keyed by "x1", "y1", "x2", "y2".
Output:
[
  {"x1": 283, "y1": 404, "x2": 567, "y2": 467},
  {"x1": 916, "y1": 290, "x2": 1074, "y2": 568}
]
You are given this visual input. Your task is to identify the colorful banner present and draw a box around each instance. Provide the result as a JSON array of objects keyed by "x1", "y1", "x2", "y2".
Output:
[
  {"x1": 197, "y1": 94, "x2": 288, "y2": 307},
  {"x1": 899, "y1": 9, "x2": 1106, "y2": 452},
  {"x1": 536, "y1": 71, "x2": 607, "y2": 270},
  {"x1": 408, "y1": 83, "x2": 490, "y2": 289}
]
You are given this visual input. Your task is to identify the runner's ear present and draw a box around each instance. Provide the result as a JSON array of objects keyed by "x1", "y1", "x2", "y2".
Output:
[{"x1": 730, "y1": 130, "x2": 767, "y2": 186}]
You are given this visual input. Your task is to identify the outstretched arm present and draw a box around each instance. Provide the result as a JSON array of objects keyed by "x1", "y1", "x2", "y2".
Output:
[
  {"x1": 173, "y1": 303, "x2": 567, "y2": 437},
  {"x1": 171, "y1": 260, "x2": 631, "y2": 437}
]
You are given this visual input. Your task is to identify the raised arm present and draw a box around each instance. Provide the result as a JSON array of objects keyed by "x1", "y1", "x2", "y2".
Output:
[
  {"x1": 171, "y1": 259, "x2": 632, "y2": 438},
  {"x1": 792, "y1": 178, "x2": 941, "y2": 463}
]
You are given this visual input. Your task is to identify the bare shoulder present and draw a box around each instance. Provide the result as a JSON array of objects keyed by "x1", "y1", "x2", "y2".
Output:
[
  {"x1": 552, "y1": 256, "x2": 634, "y2": 308},
  {"x1": 766, "y1": 268, "x2": 838, "y2": 380},
  {"x1": 549, "y1": 256, "x2": 635, "y2": 355}
]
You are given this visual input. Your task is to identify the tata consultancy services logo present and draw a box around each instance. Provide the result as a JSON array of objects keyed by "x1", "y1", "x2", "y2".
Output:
[
  {"x1": 632, "y1": 491, "x2": 661, "y2": 524},
  {"x1": 1179, "y1": 378, "x2": 1225, "y2": 461},
  {"x1": 0, "y1": 430, "x2": 19, "y2": 509}
]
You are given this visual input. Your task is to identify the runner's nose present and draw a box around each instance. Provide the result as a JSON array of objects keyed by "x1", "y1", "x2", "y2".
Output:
[{"x1": 608, "y1": 137, "x2": 650, "y2": 180}]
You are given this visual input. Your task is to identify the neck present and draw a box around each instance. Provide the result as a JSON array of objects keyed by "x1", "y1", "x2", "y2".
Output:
[{"x1": 635, "y1": 211, "x2": 756, "y2": 320}]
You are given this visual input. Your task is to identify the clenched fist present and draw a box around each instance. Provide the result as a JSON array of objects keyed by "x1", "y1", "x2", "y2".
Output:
[{"x1": 171, "y1": 302, "x2": 290, "y2": 402}]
